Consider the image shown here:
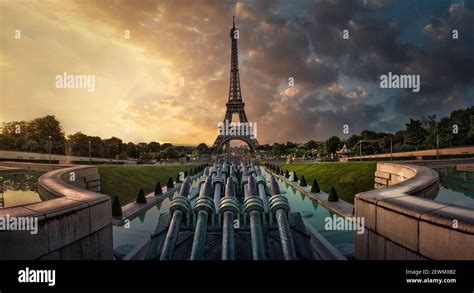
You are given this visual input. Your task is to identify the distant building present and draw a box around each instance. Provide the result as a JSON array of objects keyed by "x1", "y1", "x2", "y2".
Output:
[{"x1": 336, "y1": 144, "x2": 352, "y2": 158}]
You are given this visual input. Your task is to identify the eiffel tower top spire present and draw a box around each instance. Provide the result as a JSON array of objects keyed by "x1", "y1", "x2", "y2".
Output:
[{"x1": 228, "y1": 16, "x2": 242, "y2": 103}]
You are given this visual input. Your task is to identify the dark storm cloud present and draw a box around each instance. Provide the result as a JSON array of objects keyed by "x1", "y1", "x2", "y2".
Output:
[
  {"x1": 391, "y1": 1, "x2": 474, "y2": 117},
  {"x1": 77, "y1": 0, "x2": 474, "y2": 143}
]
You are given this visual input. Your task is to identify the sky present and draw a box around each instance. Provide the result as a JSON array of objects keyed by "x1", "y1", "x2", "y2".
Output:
[{"x1": 1, "y1": 0, "x2": 473, "y2": 145}]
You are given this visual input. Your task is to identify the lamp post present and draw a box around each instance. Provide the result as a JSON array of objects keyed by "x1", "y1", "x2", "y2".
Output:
[
  {"x1": 359, "y1": 140, "x2": 362, "y2": 162},
  {"x1": 89, "y1": 140, "x2": 92, "y2": 164},
  {"x1": 390, "y1": 137, "x2": 393, "y2": 161},
  {"x1": 436, "y1": 132, "x2": 439, "y2": 160},
  {"x1": 48, "y1": 135, "x2": 52, "y2": 164}
]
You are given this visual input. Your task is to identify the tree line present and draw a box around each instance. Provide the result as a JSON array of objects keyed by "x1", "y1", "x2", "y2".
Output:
[
  {"x1": 1, "y1": 106, "x2": 473, "y2": 160},
  {"x1": 257, "y1": 106, "x2": 474, "y2": 158},
  {"x1": 0, "y1": 115, "x2": 192, "y2": 160}
]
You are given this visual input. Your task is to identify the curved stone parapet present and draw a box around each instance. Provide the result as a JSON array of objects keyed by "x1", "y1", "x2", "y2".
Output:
[
  {"x1": 0, "y1": 165, "x2": 112, "y2": 260},
  {"x1": 355, "y1": 162, "x2": 474, "y2": 260}
]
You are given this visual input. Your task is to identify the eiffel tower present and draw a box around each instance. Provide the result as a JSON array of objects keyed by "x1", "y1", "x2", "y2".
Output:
[{"x1": 212, "y1": 17, "x2": 259, "y2": 153}]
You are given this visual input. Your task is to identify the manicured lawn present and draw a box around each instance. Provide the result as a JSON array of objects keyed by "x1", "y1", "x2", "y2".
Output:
[
  {"x1": 278, "y1": 162, "x2": 376, "y2": 204},
  {"x1": 98, "y1": 164, "x2": 195, "y2": 206}
]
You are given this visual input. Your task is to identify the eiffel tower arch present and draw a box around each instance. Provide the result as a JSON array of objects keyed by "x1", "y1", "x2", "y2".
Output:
[{"x1": 212, "y1": 17, "x2": 259, "y2": 153}]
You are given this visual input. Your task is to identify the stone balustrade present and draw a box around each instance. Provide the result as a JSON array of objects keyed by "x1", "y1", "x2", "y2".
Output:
[{"x1": 355, "y1": 162, "x2": 474, "y2": 260}]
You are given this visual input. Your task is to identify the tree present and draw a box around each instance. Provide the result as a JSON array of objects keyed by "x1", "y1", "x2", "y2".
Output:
[
  {"x1": 346, "y1": 134, "x2": 361, "y2": 151},
  {"x1": 304, "y1": 140, "x2": 318, "y2": 150},
  {"x1": 404, "y1": 119, "x2": 426, "y2": 151},
  {"x1": 422, "y1": 115, "x2": 438, "y2": 149},
  {"x1": 0, "y1": 133, "x2": 16, "y2": 150},
  {"x1": 112, "y1": 197, "x2": 122, "y2": 217},
  {"x1": 147, "y1": 141, "x2": 161, "y2": 153},
  {"x1": 30, "y1": 115, "x2": 66, "y2": 154},
  {"x1": 67, "y1": 132, "x2": 90, "y2": 156},
  {"x1": 328, "y1": 186, "x2": 339, "y2": 202},
  {"x1": 469, "y1": 115, "x2": 474, "y2": 144},
  {"x1": 154, "y1": 182, "x2": 163, "y2": 195},
  {"x1": 311, "y1": 178, "x2": 320, "y2": 193},
  {"x1": 326, "y1": 136, "x2": 341, "y2": 154},
  {"x1": 449, "y1": 109, "x2": 471, "y2": 146},
  {"x1": 380, "y1": 135, "x2": 394, "y2": 153},
  {"x1": 196, "y1": 143, "x2": 209, "y2": 154},
  {"x1": 359, "y1": 130, "x2": 379, "y2": 140},
  {"x1": 271, "y1": 143, "x2": 286, "y2": 157},
  {"x1": 135, "y1": 142, "x2": 148, "y2": 160},
  {"x1": 126, "y1": 142, "x2": 139, "y2": 159},
  {"x1": 285, "y1": 141, "x2": 296, "y2": 149},
  {"x1": 160, "y1": 146, "x2": 178, "y2": 159},
  {"x1": 103, "y1": 137, "x2": 123, "y2": 158},
  {"x1": 136, "y1": 188, "x2": 147, "y2": 204},
  {"x1": 1, "y1": 116, "x2": 66, "y2": 154},
  {"x1": 160, "y1": 143, "x2": 172, "y2": 151}
]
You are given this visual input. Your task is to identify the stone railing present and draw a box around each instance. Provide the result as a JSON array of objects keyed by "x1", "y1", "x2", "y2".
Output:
[
  {"x1": 355, "y1": 162, "x2": 474, "y2": 260},
  {"x1": 0, "y1": 165, "x2": 112, "y2": 260}
]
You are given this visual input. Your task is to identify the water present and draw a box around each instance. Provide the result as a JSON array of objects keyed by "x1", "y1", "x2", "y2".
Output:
[
  {"x1": 260, "y1": 169, "x2": 354, "y2": 249},
  {"x1": 120, "y1": 169, "x2": 355, "y2": 256},
  {"x1": 127, "y1": 192, "x2": 179, "y2": 232},
  {"x1": 0, "y1": 172, "x2": 43, "y2": 208},
  {"x1": 434, "y1": 166, "x2": 474, "y2": 209}
]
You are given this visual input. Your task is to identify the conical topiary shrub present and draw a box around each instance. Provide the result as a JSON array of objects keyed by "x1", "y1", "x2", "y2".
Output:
[
  {"x1": 175, "y1": 173, "x2": 182, "y2": 183},
  {"x1": 154, "y1": 181, "x2": 163, "y2": 195},
  {"x1": 311, "y1": 178, "x2": 320, "y2": 193},
  {"x1": 328, "y1": 186, "x2": 339, "y2": 202},
  {"x1": 189, "y1": 168, "x2": 194, "y2": 176},
  {"x1": 166, "y1": 176, "x2": 174, "y2": 190},
  {"x1": 136, "y1": 188, "x2": 147, "y2": 204},
  {"x1": 112, "y1": 196, "x2": 122, "y2": 218},
  {"x1": 300, "y1": 175, "x2": 307, "y2": 187},
  {"x1": 284, "y1": 170, "x2": 289, "y2": 178},
  {"x1": 280, "y1": 169, "x2": 284, "y2": 176},
  {"x1": 184, "y1": 170, "x2": 188, "y2": 178},
  {"x1": 293, "y1": 172, "x2": 298, "y2": 182}
]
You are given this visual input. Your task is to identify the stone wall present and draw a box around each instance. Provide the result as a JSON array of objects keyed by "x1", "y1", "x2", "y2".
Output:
[
  {"x1": 355, "y1": 162, "x2": 474, "y2": 260},
  {"x1": 0, "y1": 149, "x2": 129, "y2": 164},
  {"x1": 0, "y1": 165, "x2": 112, "y2": 260}
]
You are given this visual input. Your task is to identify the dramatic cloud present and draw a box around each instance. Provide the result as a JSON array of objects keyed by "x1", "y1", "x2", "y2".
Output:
[{"x1": 1, "y1": 0, "x2": 473, "y2": 145}]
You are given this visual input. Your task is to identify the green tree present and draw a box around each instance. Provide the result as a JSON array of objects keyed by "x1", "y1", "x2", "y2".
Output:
[
  {"x1": 30, "y1": 115, "x2": 66, "y2": 154},
  {"x1": 304, "y1": 140, "x2": 318, "y2": 150},
  {"x1": 196, "y1": 143, "x2": 209, "y2": 154},
  {"x1": 160, "y1": 143, "x2": 172, "y2": 151},
  {"x1": 422, "y1": 115, "x2": 438, "y2": 149},
  {"x1": 271, "y1": 143, "x2": 286, "y2": 157},
  {"x1": 469, "y1": 115, "x2": 474, "y2": 144},
  {"x1": 126, "y1": 142, "x2": 139, "y2": 159},
  {"x1": 0, "y1": 133, "x2": 16, "y2": 150},
  {"x1": 104, "y1": 137, "x2": 123, "y2": 158},
  {"x1": 67, "y1": 132, "x2": 90, "y2": 156},
  {"x1": 160, "y1": 146, "x2": 178, "y2": 159},
  {"x1": 326, "y1": 136, "x2": 341, "y2": 154},
  {"x1": 285, "y1": 141, "x2": 297, "y2": 149},
  {"x1": 147, "y1": 141, "x2": 161, "y2": 153},
  {"x1": 404, "y1": 119, "x2": 426, "y2": 151}
]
